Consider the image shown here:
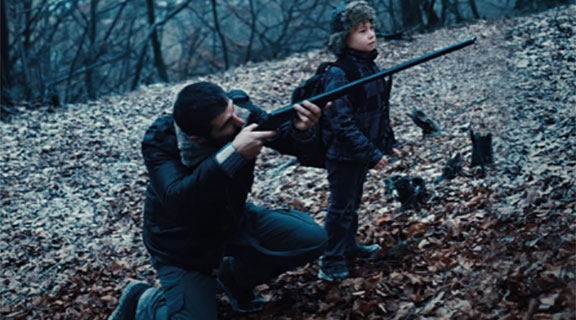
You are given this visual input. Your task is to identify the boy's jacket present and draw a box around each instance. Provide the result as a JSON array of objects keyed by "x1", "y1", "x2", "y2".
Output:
[{"x1": 321, "y1": 48, "x2": 396, "y2": 166}]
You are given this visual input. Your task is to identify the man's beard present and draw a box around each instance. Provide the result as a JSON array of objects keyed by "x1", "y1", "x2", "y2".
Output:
[{"x1": 206, "y1": 126, "x2": 242, "y2": 148}]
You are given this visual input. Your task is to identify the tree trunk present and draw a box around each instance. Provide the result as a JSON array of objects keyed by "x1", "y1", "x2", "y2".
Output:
[
  {"x1": 422, "y1": 0, "x2": 442, "y2": 29},
  {"x1": 132, "y1": 0, "x2": 191, "y2": 90},
  {"x1": 146, "y1": 0, "x2": 169, "y2": 82},
  {"x1": 400, "y1": 0, "x2": 423, "y2": 30},
  {"x1": 387, "y1": 0, "x2": 398, "y2": 33},
  {"x1": 211, "y1": 0, "x2": 229, "y2": 69},
  {"x1": 468, "y1": 0, "x2": 480, "y2": 19},
  {"x1": 86, "y1": 0, "x2": 99, "y2": 99},
  {"x1": 452, "y1": 0, "x2": 464, "y2": 23},
  {"x1": 1, "y1": 0, "x2": 11, "y2": 94},
  {"x1": 0, "y1": 0, "x2": 13, "y2": 116},
  {"x1": 17, "y1": 0, "x2": 33, "y2": 99},
  {"x1": 440, "y1": 0, "x2": 449, "y2": 24},
  {"x1": 244, "y1": 0, "x2": 256, "y2": 63}
]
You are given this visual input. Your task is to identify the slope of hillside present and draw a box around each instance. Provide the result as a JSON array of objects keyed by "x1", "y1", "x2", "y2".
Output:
[{"x1": 1, "y1": 5, "x2": 574, "y2": 319}]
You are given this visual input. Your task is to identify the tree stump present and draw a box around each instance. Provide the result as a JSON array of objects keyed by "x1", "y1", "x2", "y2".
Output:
[
  {"x1": 441, "y1": 152, "x2": 463, "y2": 180},
  {"x1": 407, "y1": 108, "x2": 442, "y2": 138},
  {"x1": 385, "y1": 175, "x2": 428, "y2": 210},
  {"x1": 470, "y1": 130, "x2": 494, "y2": 177}
]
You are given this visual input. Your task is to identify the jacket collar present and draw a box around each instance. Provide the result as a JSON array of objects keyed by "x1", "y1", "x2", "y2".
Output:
[
  {"x1": 342, "y1": 48, "x2": 379, "y2": 63},
  {"x1": 175, "y1": 122, "x2": 218, "y2": 168}
]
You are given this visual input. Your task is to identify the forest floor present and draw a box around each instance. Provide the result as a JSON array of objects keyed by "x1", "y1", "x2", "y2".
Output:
[{"x1": 1, "y1": 5, "x2": 575, "y2": 320}]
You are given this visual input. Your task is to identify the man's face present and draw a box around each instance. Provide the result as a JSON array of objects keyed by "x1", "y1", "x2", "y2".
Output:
[
  {"x1": 347, "y1": 21, "x2": 376, "y2": 52},
  {"x1": 208, "y1": 99, "x2": 245, "y2": 146}
]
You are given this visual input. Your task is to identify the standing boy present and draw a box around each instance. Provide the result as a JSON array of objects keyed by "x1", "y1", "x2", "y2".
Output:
[
  {"x1": 109, "y1": 82, "x2": 329, "y2": 319},
  {"x1": 318, "y1": 1, "x2": 400, "y2": 281}
]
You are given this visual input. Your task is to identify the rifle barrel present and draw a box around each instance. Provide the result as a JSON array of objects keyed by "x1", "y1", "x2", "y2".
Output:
[{"x1": 258, "y1": 37, "x2": 477, "y2": 131}]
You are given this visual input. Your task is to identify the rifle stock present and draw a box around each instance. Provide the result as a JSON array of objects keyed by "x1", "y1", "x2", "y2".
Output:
[{"x1": 257, "y1": 37, "x2": 477, "y2": 131}]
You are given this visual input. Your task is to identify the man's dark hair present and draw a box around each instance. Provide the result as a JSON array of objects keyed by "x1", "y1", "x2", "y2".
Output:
[{"x1": 173, "y1": 82, "x2": 229, "y2": 138}]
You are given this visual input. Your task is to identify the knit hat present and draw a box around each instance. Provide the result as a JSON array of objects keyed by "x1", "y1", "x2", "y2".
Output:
[{"x1": 328, "y1": 1, "x2": 376, "y2": 56}]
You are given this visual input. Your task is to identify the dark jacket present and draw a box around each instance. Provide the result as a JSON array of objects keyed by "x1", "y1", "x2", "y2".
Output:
[
  {"x1": 321, "y1": 48, "x2": 396, "y2": 167},
  {"x1": 141, "y1": 112, "x2": 315, "y2": 274}
]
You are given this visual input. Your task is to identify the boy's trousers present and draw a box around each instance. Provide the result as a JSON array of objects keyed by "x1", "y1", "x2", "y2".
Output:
[
  {"x1": 321, "y1": 159, "x2": 370, "y2": 267},
  {"x1": 136, "y1": 204, "x2": 327, "y2": 320}
]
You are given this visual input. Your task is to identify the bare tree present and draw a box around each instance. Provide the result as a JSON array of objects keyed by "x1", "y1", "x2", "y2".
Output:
[
  {"x1": 224, "y1": 0, "x2": 332, "y2": 61},
  {"x1": 452, "y1": 0, "x2": 464, "y2": 23},
  {"x1": 132, "y1": 0, "x2": 191, "y2": 90},
  {"x1": 400, "y1": 0, "x2": 423, "y2": 30},
  {"x1": 0, "y1": 0, "x2": 13, "y2": 118},
  {"x1": 1, "y1": 0, "x2": 10, "y2": 99},
  {"x1": 13, "y1": 0, "x2": 34, "y2": 99},
  {"x1": 469, "y1": 0, "x2": 480, "y2": 19},
  {"x1": 421, "y1": 0, "x2": 442, "y2": 30},
  {"x1": 245, "y1": 0, "x2": 257, "y2": 63},
  {"x1": 2, "y1": 0, "x2": 558, "y2": 111},
  {"x1": 86, "y1": 0, "x2": 99, "y2": 99},
  {"x1": 146, "y1": 0, "x2": 169, "y2": 82},
  {"x1": 211, "y1": 0, "x2": 230, "y2": 69}
]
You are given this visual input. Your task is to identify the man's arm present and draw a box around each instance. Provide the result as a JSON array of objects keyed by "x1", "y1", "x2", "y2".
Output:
[
  {"x1": 141, "y1": 116, "x2": 240, "y2": 209},
  {"x1": 144, "y1": 149, "x2": 231, "y2": 209},
  {"x1": 229, "y1": 89, "x2": 325, "y2": 157},
  {"x1": 263, "y1": 101, "x2": 324, "y2": 156}
]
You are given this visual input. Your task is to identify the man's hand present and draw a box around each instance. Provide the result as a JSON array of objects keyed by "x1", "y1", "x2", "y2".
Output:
[
  {"x1": 292, "y1": 100, "x2": 330, "y2": 131},
  {"x1": 232, "y1": 123, "x2": 276, "y2": 159}
]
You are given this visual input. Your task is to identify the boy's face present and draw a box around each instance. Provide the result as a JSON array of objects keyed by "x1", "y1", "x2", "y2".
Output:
[
  {"x1": 347, "y1": 21, "x2": 376, "y2": 52},
  {"x1": 208, "y1": 99, "x2": 245, "y2": 146}
]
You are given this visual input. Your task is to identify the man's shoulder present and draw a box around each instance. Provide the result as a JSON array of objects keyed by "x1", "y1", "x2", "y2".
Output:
[
  {"x1": 144, "y1": 114, "x2": 175, "y2": 141},
  {"x1": 150, "y1": 113, "x2": 174, "y2": 131},
  {"x1": 142, "y1": 114, "x2": 178, "y2": 157}
]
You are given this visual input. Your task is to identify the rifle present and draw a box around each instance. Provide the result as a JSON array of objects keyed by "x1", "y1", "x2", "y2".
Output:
[{"x1": 257, "y1": 37, "x2": 477, "y2": 131}]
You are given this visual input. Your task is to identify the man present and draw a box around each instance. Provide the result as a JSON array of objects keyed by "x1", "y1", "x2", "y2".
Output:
[{"x1": 109, "y1": 81, "x2": 329, "y2": 319}]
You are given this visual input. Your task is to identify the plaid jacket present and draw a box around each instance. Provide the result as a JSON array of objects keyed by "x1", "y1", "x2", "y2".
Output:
[{"x1": 321, "y1": 48, "x2": 396, "y2": 166}]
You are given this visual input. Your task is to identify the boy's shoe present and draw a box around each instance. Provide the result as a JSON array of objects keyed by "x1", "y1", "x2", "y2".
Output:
[
  {"x1": 108, "y1": 280, "x2": 151, "y2": 320},
  {"x1": 217, "y1": 260, "x2": 265, "y2": 313},
  {"x1": 318, "y1": 263, "x2": 349, "y2": 282},
  {"x1": 350, "y1": 243, "x2": 381, "y2": 259}
]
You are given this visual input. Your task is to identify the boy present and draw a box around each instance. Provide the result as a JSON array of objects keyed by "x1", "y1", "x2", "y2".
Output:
[
  {"x1": 109, "y1": 82, "x2": 329, "y2": 319},
  {"x1": 318, "y1": 1, "x2": 399, "y2": 281}
]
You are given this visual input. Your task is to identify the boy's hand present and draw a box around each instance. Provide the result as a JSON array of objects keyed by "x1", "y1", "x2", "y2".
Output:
[
  {"x1": 373, "y1": 149, "x2": 401, "y2": 170},
  {"x1": 373, "y1": 155, "x2": 389, "y2": 170},
  {"x1": 232, "y1": 123, "x2": 276, "y2": 159},
  {"x1": 390, "y1": 148, "x2": 401, "y2": 158},
  {"x1": 292, "y1": 100, "x2": 330, "y2": 131}
]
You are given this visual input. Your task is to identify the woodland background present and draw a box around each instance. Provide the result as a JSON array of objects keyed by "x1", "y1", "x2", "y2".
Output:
[
  {"x1": 0, "y1": 0, "x2": 573, "y2": 111},
  {"x1": 1, "y1": 1, "x2": 575, "y2": 319}
]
